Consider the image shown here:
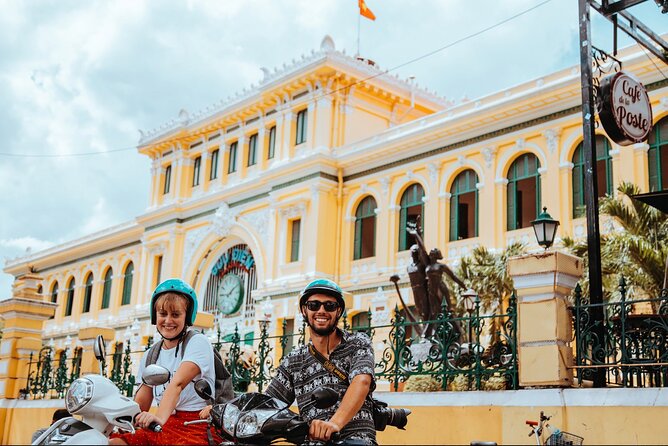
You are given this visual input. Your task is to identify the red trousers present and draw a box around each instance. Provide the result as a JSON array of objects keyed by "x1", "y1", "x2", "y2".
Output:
[{"x1": 113, "y1": 410, "x2": 212, "y2": 445}]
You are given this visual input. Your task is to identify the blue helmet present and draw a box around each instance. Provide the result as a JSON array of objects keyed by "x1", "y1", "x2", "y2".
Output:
[
  {"x1": 299, "y1": 279, "x2": 345, "y2": 311},
  {"x1": 150, "y1": 278, "x2": 198, "y2": 326}
]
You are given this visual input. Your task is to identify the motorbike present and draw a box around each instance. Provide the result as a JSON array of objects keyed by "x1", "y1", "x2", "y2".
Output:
[
  {"x1": 32, "y1": 335, "x2": 170, "y2": 445},
  {"x1": 187, "y1": 379, "x2": 411, "y2": 445}
]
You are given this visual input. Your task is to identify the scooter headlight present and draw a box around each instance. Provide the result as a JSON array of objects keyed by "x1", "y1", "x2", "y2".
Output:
[
  {"x1": 236, "y1": 409, "x2": 275, "y2": 438},
  {"x1": 66, "y1": 378, "x2": 94, "y2": 413},
  {"x1": 222, "y1": 404, "x2": 240, "y2": 434}
]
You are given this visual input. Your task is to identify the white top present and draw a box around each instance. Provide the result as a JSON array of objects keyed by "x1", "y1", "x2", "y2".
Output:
[{"x1": 138, "y1": 332, "x2": 215, "y2": 411}]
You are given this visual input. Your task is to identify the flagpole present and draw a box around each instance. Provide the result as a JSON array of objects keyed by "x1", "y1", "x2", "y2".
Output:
[{"x1": 356, "y1": 13, "x2": 361, "y2": 57}]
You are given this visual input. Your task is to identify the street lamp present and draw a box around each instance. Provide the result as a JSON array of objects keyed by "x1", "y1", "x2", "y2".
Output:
[
  {"x1": 461, "y1": 288, "x2": 478, "y2": 345},
  {"x1": 531, "y1": 207, "x2": 560, "y2": 250}
]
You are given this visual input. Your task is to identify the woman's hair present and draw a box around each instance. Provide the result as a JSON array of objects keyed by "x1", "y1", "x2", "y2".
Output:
[{"x1": 154, "y1": 292, "x2": 190, "y2": 316}]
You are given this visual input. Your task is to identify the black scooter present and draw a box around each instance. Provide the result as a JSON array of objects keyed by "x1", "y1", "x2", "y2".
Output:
[{"x1": 187, "y1": 380, "x2": 410, "y2": 445}]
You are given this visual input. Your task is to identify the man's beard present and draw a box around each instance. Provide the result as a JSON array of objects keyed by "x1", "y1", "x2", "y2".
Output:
[{"x1": 307, "y1": 315, "x2": 338, "y2": 336}]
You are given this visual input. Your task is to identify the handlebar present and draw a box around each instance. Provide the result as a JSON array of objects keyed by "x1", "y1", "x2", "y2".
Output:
[
  {"x1": 184, "y1": 419, "x2": 209, "y2": 426},
  {"x1": 133, "y1": 414, "x2": 162, "y2": 433}
]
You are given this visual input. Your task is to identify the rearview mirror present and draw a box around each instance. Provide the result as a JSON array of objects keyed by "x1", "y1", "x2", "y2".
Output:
[
  {"x1": 193, "y1": 378, "x2": 214, "y2": 403},
  {"x1": 311, "y1": 387, "x2": 339, "y2": 409},
  {"x1": 143, "y1": 365, "x2": 171, "y2": 386},
  {"x1": 93, "y1": 335, "x2": 106, "y2": 361}
]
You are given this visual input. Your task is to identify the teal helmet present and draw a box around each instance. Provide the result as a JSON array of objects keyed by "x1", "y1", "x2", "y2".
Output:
[
  {"x1": 150, "y1": 278, "x2": 198, "y2": 326},
  {"x1": 299, "y1": 279, "x2": 345, "y2": 311}
]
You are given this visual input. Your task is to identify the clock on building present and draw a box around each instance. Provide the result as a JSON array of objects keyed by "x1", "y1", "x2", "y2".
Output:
[{"x1": 217, "y1": 273, "x2": 244, "y2": 315}]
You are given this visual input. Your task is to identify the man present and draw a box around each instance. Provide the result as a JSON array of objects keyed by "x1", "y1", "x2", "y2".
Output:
[{"x1": 266, "y1": 279, "x2": 376, "y2": 445}]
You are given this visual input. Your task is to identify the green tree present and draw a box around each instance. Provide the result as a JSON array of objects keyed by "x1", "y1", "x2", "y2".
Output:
[
  {"x1": 448, "y1": 243, "x2": 526, "y2": 342},
  {"x1": 563, "y1": 182, "x2": 668, "y2": 309}
]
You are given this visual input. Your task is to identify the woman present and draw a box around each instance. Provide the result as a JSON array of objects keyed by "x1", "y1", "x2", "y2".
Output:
[{"x1": 110, "y1": 278, "x2": 214, "y2": 446}]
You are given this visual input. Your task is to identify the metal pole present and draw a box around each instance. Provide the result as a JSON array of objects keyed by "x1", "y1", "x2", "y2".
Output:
[{"x1": 578, "y1": 0, "x2": 607, "y2": 388}]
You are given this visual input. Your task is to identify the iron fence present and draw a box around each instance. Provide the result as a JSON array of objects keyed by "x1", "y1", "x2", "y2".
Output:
[
  {"x1": 572, "y1": 278, "x2": 668, "y2": 387},
  {"x1": 18, "y1": 297, "x2": 518, "y2": 399}
]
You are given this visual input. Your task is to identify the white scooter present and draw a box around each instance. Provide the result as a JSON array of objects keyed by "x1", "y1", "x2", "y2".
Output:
[{"x1": 32, "y1": 335, "x2": 170, "y2": 445}]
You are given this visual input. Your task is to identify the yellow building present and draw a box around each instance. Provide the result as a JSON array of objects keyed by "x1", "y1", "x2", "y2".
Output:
[
  {"x1": 3, "y1": 34, "x2": 668, "y2": 355},
  {"x1": 3, "y1": 34, "x2": 668, "y2": 446}
]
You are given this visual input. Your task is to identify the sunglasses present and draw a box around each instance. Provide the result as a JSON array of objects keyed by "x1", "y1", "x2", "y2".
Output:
[{"x1": 305, "y1": 300, "x2": 340, "y2": 312}]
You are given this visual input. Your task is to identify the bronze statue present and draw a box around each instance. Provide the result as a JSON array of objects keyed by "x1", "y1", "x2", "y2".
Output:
[{"x1": 393, "y1": 218, "x2": 464, "y2": 338}]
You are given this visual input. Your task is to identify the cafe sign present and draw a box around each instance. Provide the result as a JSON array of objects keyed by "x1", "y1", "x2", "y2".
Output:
[{"x1": 599, "y1": 71, "x2": 653, "y2": 146}]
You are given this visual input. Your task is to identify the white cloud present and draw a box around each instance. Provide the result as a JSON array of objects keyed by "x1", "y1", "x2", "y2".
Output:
[
  {"x1": 0, "y1": 0, "x2": 666, "y2": 300},
  {"x1": 0, "y1": 237, "x2": 55, "y2": 253}
]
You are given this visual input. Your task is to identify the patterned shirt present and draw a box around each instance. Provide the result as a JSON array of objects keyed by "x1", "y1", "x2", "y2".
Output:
[{"x1": 266, "y1": 329, "x2": 376, "y2": 445}]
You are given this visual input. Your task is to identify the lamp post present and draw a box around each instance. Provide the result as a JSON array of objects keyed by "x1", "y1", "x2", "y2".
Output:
[
  {"x1": 531, "y1": 207, "x2": 560, "y2": 250},
  {"x1": 462, "y1": 288, "x2": 478, "y2": 345},
  {"x1": 462, "y1": 288, "x2": 479, "y2": 391}
]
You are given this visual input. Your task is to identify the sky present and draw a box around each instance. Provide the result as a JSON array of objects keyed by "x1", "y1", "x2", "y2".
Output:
[{"x1": 1, "y1": 0, "x2": 666, "y2": 298}]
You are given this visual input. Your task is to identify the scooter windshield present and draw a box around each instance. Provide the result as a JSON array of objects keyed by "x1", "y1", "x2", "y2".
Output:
[{"x1": 233, "y1": 392, "x2": 288, "y2": 412}]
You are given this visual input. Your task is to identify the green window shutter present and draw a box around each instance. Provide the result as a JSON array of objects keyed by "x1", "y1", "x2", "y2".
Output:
[
  {"x1": 210, "y1": 149, "x2": 219, "y2": 180},
  {"x1": 507, "y1": 181, "x2": 516, "y2": 231},
  {"x1": 536, "y1": 173, "x2": 542, "y2": 217},
  {"x1": 354, "y1": 217, "x2": 362, "y2": 260},
  {"x1": 268, "y1": 126, "x2": 276, "y2": 159},
  {"x1": 572, "y1": 144, "x2": 584, "y2": 217},
  {"x1": 399, "y1": 206, "x2": 407, "y2": 251},
  {"x1": 449, "y1": 195, "x2": 458, "y2": 241},
  {"x1": 121, "y1": 263, "x2": 134, "y2": 306},
  {"x1": 290, "y1": 219, "x2": 301, "y2": 262},
  {"x1": 192, "y1": 156, "x2": 201, "y2": 187},
  {"x1": 296, "y1": 110, "x2": 307, "y2": 145},
  {"x1": 65, "y1": 279, "x2": 75, "y2": 317},
  {"x1": 101, "y1": 269, "x2": 113, "y2": 309},
  {"x1": 82, "y1": 275, "x2": 93, "y2": 313},
  {"x1": 649, "y1": 146, "x2": 659, "y2": 192},
  {"x1": 573, "y1": 163, "x2": 583, "y2": 217},
  {"x1": 248, "y1": 134, "x2": 258, "y2": 166},
  {"x1": 163, "y1": 165, "x2": 172, "y2": 194},
  {"x1": 228, "y1": 142, "x2": 238, "y2": 173}
]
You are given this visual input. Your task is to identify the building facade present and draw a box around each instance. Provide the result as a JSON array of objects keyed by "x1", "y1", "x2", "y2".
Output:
[{"x1": 4, "y1": 35, "x2": 668, "y2": 350}]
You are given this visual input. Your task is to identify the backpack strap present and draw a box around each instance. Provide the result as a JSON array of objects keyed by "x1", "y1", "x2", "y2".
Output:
[
  {"x1": 178, "y1": 329, "x2": 198, "y2": 359},
  {"x1": 145, "y1": 329, "x2": 197, "y2": 366},
  {"x1": 145, "y1": 339, "x2": 163, "y2": 366},
  {"x1": 307, "y1": 343, "x2": 348, "y2": 382}
]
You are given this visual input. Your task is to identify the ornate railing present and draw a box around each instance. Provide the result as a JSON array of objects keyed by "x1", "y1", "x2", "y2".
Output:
[
  {"x1": 19, "y1": 299, "x2": 517, "y2": 399},
  {"x1": 214, "y1": 295, "x2": 518, "y2": 393},
  {"x1": 572, "y1": 278, "x2": 668, "y2": 387},
  {"x1": 21, "y1": 342, "x2": 143, "y2": 399}
]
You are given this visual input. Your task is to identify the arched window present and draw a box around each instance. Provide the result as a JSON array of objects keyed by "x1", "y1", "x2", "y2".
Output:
[
  {"x1": 50, "y1": 282, "x2": 59, "y2": 303},
  {"x1": 449, "y1": 170, "x2": 479, "y2": 241},
  {"x1": 49, "y1": 282, "x2": 58, "y2": 319},
  {"x1": 572, "y1": 135, "x2": 614, "y2": 217},
  {"x1": 399, "y1": 183, "x2": 425, "y2": 251},
  {"x1": 649, "y1": 116, "x2": 668, "y2": 192},
  {"x1": 121, "y1": 262, "x2": 134, "y2": 306},
  {"x1": 353, "y1": 196, "x2": 377, "y2": 260},
  {"x1": 163, "y1": 165, "x2": 172, "y2": 194},
  {"x1": 82, "y1": 273, "x2": 93, "y2": 313},
  {"x1": 507, "y1": 153, "x2": 541, "y2": 231},
  {"x1": 101, "y1": 268, "x2": 113, "y2": 310},
  {"x1": 65, "y1": 277, "x2": 75, "y2": 317}
]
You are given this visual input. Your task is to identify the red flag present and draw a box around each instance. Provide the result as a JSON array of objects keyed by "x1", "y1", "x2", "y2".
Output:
[{"x1": 358, "y1": 0, "x2": 376, "y2": 21}]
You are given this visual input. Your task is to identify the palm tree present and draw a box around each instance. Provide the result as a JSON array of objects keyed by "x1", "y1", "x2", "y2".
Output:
[{"x1": 563, "y1": 182, "x2": 668, "y2": 310}]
